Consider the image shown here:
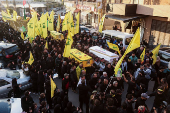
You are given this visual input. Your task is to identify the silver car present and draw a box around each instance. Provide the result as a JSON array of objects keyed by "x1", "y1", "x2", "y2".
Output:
[
  {"x1": 0, "y1": 69, "x2": 32, "y2": 98},
  {"x1": 158, "y1": 47, "x2": 170, "y2": 67}
]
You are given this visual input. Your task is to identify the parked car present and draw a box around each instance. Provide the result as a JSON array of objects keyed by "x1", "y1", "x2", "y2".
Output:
[
  {"x1": 85, "y1": 25, "x2": 98, "y2": 34},
  {"x1": 0, "y1": 42, "x2": 20, "y2": 68},
  {"x1": 158, "y1": 47, "x2": 170, "y2": 67},
  {"x1": 0, "y1": 69, "x2": 32, "y2": 98},
  {"x1": 80, "y1": 26, "x2": 90, "y2": 35},
  {"x1": 0, "y1": 98, "x2": 11, "y2": 113},
  {"x1": 0, "y1": 98, "x2": 22, "y2": 113}
]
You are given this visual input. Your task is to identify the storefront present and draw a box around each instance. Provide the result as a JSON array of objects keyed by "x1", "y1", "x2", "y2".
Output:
[{"x1": 76, "y1": 4, "x2": 97, "y2": 25}]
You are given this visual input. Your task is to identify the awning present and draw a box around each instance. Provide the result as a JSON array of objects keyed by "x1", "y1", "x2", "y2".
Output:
[
  {"x1": 74, "y1": 9, "x2": 81, "y2": 13},
  {"x1": 105, "y1": 14, "x2": 145, "y2": 22}
]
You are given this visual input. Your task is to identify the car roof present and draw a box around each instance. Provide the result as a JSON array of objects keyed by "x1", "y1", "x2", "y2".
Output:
[
  {"x1": 80, "y1": 26, "x2": 88, "y2": 28},
  {"x1": 159, "y1": 47, "x2": 170, "y2": 54},
  {"x1": 102, "y1": 30, "x2": 134, "y2": 39},
  {"x1": 0, "y1": 43, "x2": 16, "y2": 49}
]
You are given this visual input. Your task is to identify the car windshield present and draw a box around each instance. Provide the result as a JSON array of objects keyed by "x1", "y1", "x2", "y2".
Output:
[
  {"x1": 125, "y1": 37, "x2": 132, "y2": 45},
  {"x1": 5, "y1": 45, "x2": 19, "y2": 54},
  {"x1": 112, "y1": 36, "x2": 123, "y2": 43},
  {"x1": 6, "y1": 70, "x2": 20, "y2": 79}
]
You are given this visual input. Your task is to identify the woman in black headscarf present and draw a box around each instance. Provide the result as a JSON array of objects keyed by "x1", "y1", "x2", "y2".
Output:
[{"x1": 12, "y1": 78, "x2": 21, "y2": 98}]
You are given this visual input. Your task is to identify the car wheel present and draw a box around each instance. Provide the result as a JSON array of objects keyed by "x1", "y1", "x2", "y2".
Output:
[{"x1": 8, "y1": 90, "x2": 14, "y2": 98}]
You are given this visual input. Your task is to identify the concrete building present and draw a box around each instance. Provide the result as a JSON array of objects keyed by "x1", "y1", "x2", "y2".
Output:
[{"x1": 106, "y1": 0, "x2": 170, "y2": 47}]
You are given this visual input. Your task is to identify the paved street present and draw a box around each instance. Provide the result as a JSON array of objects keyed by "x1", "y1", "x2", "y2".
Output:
[{"x1": 29, "y1": 77, "x2": 155, "y2": 113}]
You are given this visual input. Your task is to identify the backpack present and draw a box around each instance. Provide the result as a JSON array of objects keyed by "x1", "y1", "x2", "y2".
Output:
[{"x1": 149, "y1": 68, "x2": 157, "y2": 80}]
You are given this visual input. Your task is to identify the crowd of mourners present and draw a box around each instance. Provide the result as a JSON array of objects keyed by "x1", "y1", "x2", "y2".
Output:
[{"x1": 1, "y1": 19, "x2": 170, "y2": 113}]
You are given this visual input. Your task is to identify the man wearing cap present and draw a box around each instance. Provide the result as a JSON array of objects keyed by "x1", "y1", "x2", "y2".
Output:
[
  {"x1": 62, "y1": 73, "x2": 69, "y2": 95},
  {"x1": 135, "y1": 93, "x2": 149, "y2": 111},
  {"x1": 149, "y1": 86, "x2": 166, "y2": 113}
]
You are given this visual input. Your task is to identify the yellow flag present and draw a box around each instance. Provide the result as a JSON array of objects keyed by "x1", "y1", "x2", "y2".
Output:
[
  {"x1": 68, "y1": 13, "x2": 74, "y2": 36},
  {"x1": 114, "y1": 28, "x2": 140, "y2": 75},
  {"x1": 45, "y1": 41, "x2": 48, "y2": 49},
  {"x1": 62, "y1": 13, "x2": 68, "y2": 31},
  {"x1": 51, "y1": 78, "x2": 56, "y2": 98},
  {"x1": 7, "y1": 9, "x2": 10, "y2": 16},
  {"x1": 13, "y1": 10, "x2": 17, "y2": 21},
  {"x1": 114, "y1": 54, "x2": 125, "y2": 75},
  {"x1": 98, "y1": 14, "x2": 106, "y2": 33},
  {"x1": 41, "y1": 14, "x2": 48, "y2": 39},
  {"x1": 63, "y1": 32, "x2": 73, "y2": 57},
  {"x1": 152, "y1": 44, "x2": 161, "y2": 65},
  {"x1": 140, "y1": 48, "x2": 145, "y2": 62},
  {"x1": 21, "y1": 32, "x2": 25, "y2": 40},
  {"x1": 75, "y1": 12, "x2": 80, "y2": 34},
  {"x1": 27, "y1": 17, "x2": 36, "y2": 43},
  {"x1": 46, "y1": 12, "x2": 49, "y2": 19},
  {"x1": 28, "y1": 52, "x2": 34, "y2": 65},
  {"x1": 48, "y1": 10, "x2": 54, "y2": 31},
  {"x1": 124, "y1": 28, "x2": 140, "y2": 55},
  {"x1": 2, "y1": 10, "x2": 14, "y2": 22},
  {"x1": 107, "y1": 42, "x2": 120, "y2": 54},
  {"x1": 56, "y1": 14, "x2": 61, "y2": 32}
]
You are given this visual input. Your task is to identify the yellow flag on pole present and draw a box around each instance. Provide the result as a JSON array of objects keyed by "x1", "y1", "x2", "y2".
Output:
[
  {"x1": 62, "y1": 13, "x2": 68, "y2": 31},
  {"x1": 51, "y1": 78, "x2": 56, "y2": 98},
  {"x1": 63, "y1": 32, "x2": 73, "y2": 57},
  {"x1": 21, "y1": 32, "x2": 25, "y2": 40},
  {"x1": 75, "y1": 12, "x2": 80, "y2": 34},
  {"x1": 2, "y1": 10, "x2": 14, "y2": 22},
  {"x1": 114, "y1": 28, "x2": 140, "y2": 75},
  {"x1": 27, "y1": 17, "x2": 36, "y2": 43},
  {"x1": 98, "y1": 14, "x2": 105, "y2": 33},
  {"x1": 68, "y1": 13, "x2": 74, "y2": 36},
  {"x1": 48, "y1": 10, "x2": 54, "y2": 31},
  {"x1": 45, "y1": 41, "x2": 48, "y2": 49},
  {"x1": 140, "y1": 48, "x2": 145, "y2": 62},
  {"x1": 152, "y1": 44, "x2": 161, "y2": 65},
  {"x1": 124, "y1": 28, "x2": 140, "y2": 55},
  {"x1": 13, "y1": 10, "x2": 17, "y2": 21},
  {"x1": 28, "y1": 51, "x2": 34, "y2": 65},
  {"x1": 41, "y1": 14, "x2": 47, "y2": 39},
  {"x1": 56, "y1": 14, "x2": 61, "y2": 32},
  {"x1": 107, "y1": 42, "x2": 120, "y2": 54},
  {"x1": 7, "y1": 9, "x2": 10, "y2": 16}
]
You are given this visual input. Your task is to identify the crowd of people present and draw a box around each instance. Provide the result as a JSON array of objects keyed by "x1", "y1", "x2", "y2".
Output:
[{"x1": 1, "y1": 19, "x2": 170, "y2": 113}]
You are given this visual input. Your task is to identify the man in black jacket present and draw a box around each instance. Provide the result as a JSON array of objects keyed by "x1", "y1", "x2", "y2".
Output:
[
  {"x1": 21, "y1": 91, "x2": 34, "y2": 113},
  {"x1": 78, "y1": 79, "x2": 92, "y2": 113},
  {"x1": 70, "y1": 65, "x2": 77, "y2": 92}
]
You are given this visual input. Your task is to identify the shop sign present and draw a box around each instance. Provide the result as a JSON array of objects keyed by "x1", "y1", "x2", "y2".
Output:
[{"x1": 76, "y1": 5, "x2": 96, "y2": 11}]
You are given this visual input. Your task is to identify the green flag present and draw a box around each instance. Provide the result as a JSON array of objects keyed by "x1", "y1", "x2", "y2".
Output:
[{"x1": 24, "y1": 7, "x2": 26, "y2": 20}]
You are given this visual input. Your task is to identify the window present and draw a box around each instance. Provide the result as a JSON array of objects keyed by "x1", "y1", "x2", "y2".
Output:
[
  {"x1": 5, "y1": 45, "x2": 19, "y2": 54},
  {"x1": 125, "y1": 37, "x2": 132, "y2": 45},
  {"x1": 0, "y1": 79, "x2": 10, "y2": 87},
  {"x1": 112, "y1": 36, "x2": 123, "y2": 43}
]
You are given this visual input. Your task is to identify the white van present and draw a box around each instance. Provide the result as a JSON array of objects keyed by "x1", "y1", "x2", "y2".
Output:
[{"x1": 102, "y1": 30, "x2": 134, "y2": 48}]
